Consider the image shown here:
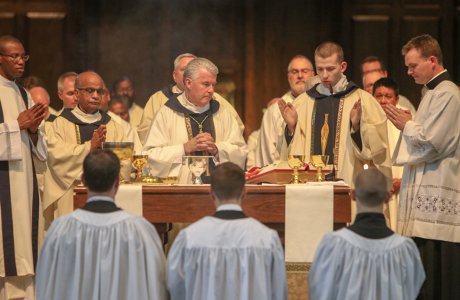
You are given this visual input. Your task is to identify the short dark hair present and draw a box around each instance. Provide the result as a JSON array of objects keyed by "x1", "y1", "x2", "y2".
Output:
[
  {"x1": 360, "y1": 55, "x2": 387, "y2": 72},
  {"x1": 112, "y1": 76, "x2": 133, "y2": 91},
  {"x1": 210, "y1": 162, "x2": 245, "y2": 201},
  {"x1": 402, "y1": 34, "x2": 443, "y2": 65},
  {"x1": 372, "y1": 77, "x2": 399, "y2": 96},
  {"x1": 109, "y1": 95, "x2": 130, "y2": 109},
  {"x1": 83, "y1": 149, "x2": 120, "y2": 192},
  {"x1": 354, "y1": 168, "x2": 389, "y2": 207}
]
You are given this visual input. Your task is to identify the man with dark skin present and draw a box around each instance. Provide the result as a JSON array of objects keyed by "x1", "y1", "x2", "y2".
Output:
[{"x1": 0, "y1": 35, "x2": 47, "y2": 300}]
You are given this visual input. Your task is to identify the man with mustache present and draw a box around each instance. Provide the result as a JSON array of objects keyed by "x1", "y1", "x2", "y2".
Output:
[
  {"x1": 43, "y1": 71, "x2": 126, "y2": 228},
  {"x1": 255, "y1": 55, "x2": 315, "y2": 167}
]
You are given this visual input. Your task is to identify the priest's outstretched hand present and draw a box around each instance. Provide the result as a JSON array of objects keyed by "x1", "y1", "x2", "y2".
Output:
[{"x1": 278, "y1": 99, "x2": 298, "y2": 133}]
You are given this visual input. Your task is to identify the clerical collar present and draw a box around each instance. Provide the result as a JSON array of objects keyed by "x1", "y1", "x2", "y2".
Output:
[
  {"x1": 179, "y1": 93, "x2": 210, "y2": 113},
  {"x1": 217, "y1": 203, "x2": 243, "y2": 212},
  {"x1": 164, "y1": 93, "x2": 220, "y2": 115},
  {"x1": 172, "y1": 85, "x2": 182, "y2": 94},
  {"x1": 308, "y1": 79, "x2": 358, "y2": 100},
  {"x1": 214, "y1": 204, "x2": 246, "y2": 220},
  {"x1": 347, "y1": 212, "x2": 393, "y2": 239},
  {"x1": 316, "y1": 74, "x2": 349, "y2": 95},
  {"x1": 0, "y1": 74, "x2": 18, "y2": 87},
  {"x1": 72, "y1": 105, "x2": 102, "y2": 123},
  {"x1": 87, "y1": 195, "x2": 114, "y2": 203},
  {"x1": 425, "y1": 70, "x2": 450, "y2": 90}
]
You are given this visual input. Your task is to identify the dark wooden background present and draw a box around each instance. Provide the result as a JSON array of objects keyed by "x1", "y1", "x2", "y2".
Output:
[{"x1": 1, "y1": 0, "x2": 458, "y2": 137}]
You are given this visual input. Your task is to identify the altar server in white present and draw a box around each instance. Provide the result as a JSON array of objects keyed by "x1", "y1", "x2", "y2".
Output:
[
  {"x1": 167, "y1": 162, "x2": 287, "y2": 300},
  {"x1": 309, "y1": 168, "x2": 425, "y2": 300},
  {"x1": 36, "y1": 149, "x2": 167, "y2": 300}
]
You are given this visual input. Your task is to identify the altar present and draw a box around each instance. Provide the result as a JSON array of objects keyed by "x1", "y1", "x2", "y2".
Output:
[{"x1": 74, "y1": 184, "x2": 351, "y2": 242}]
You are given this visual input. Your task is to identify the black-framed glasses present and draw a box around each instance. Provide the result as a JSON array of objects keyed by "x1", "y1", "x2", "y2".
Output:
[
  {"x1": 0, "y1": 53, "x2": 30, "y2": 62},
  {"x1": 76, "y1": 87, "x2": 106, "y2": 96}
]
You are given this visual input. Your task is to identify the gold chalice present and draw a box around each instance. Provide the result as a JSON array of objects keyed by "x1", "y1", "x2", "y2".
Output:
[
  {"x1": 310, "y1": 155, "x2": 329, "y2": 182},
  {"x1": 132, "y1": 155, "x2": 148, "y2": 182},
  {"x1": 288, "y1": 155, "x2": 305, "y2": 184}
]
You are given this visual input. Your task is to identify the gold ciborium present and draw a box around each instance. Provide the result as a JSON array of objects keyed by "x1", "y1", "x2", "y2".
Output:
[
  {"x1": 310, "y1": 155, "x2": 329, "y2": 182},
  {"x1": 183, "y1": 155, "x2": 212, "y2": 184},
  {"x1": 287, "y1": 155, "x2": 305, "y2": 184},
  {"x1": 102, "y1": 142, "x2": 134, "y2": 183}
]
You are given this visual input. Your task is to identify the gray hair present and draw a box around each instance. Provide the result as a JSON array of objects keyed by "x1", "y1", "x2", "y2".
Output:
[
  {"x1": 287, "y1": 55, "x2": 313, "y2": 72},
  {"x1": 57, "y1": 71, "x2": 78, "y2": 91},
  {"x1": 354, "y1": 168, "x2": 389, "y2": 207},
  {"x1": 174, "y1": 53, "x2": 197, "y2": 70},
  {"x1": 183, "y1": 58, "x2": 219, "y2": 84}
]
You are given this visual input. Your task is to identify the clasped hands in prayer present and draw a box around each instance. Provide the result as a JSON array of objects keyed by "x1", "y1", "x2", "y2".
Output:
[
  {"x1": 184, "y1": 132, "x2": 218, "y2": 155},
  {"x1": 17, "y1": 103, "x2": 47, "y2": 134},
  {"x1": 91, "y1": 125, "x2": 107, "y2": 149}
]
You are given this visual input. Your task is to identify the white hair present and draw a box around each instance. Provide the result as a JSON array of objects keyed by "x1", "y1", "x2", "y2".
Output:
[{"x1": 183, "y1": 57, "x2": 219, "y2": 83}]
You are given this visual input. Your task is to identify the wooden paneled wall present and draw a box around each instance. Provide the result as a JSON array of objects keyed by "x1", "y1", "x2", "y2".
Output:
[{"x1": 1, "y1": 0, "x2": 458, "y2": 137}]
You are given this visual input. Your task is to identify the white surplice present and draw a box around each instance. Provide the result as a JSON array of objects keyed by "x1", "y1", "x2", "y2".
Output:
[
  {"x1": 128, "y1": 102, "x2": 143, "y2": 130},
  {"x1": 142, "y1": 93, "x2": 247, "y2": 183},
  {"x1": 36, "y1": 207, "x2": 167, "y2": 300},
  {"x1": 255, "y1": 91, "x2": 295, "y2": 167},
  {"x1": 394, "y1": 78, "x2": 460, "y2": 242},
  {"x1": 309, "y1": 229, "x2": 425, "y2": 300},
  {"x1": 167, "y1": 206, "x2": 287, "y2": 300},
  {"x1": 0, "y1": 75, "x2": 47, "y2": 279}
]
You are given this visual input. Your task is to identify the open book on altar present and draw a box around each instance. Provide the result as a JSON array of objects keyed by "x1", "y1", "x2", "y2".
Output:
[{"x1": 245, "y1": 161, "x2": 334, "y2": 184}]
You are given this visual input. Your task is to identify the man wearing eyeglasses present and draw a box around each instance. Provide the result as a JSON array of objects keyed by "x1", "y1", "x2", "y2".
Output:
[
  {"x1": 43, "y1": 71, "x2": 126, "y2": 228},
  {"x1": 0, "y1": 35, "x2": 47, "y2": 300},
  {"x1": 137, "y1": 53, "x2": 244, "y2": 144},
  {"x1": 383, "y1": 34, "x2": 460, "y2": 300},
  {"x1": 254, "y1": 55, "x2": 315, "y2": 167}
]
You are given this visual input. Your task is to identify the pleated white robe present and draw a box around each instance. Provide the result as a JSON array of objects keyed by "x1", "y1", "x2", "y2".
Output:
[{"x1": 36, "y1": 209, "x2": 167, "y2": 300}]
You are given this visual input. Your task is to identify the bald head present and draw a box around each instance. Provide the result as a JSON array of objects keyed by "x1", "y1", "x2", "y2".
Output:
[
  {"x1": 0, "y1": 35, "x2": 22, "y2": 52},
  {"x1": 75, "y1": 71, "x2": 105, "y2": 114},
  {"x1": 29, "y1": 86, "x2": 50, "y2": 106},
  {"x1": 353, "y1": 168, "x2": 389, "y2": 208}
]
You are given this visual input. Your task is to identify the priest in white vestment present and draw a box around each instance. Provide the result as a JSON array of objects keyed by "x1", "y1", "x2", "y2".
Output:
[
  {"x1": 255, "y1": 55, "x2": 314, "y2": 167},
  {"x1": 384, "y1": 34, "x2": 460, "y2": 299},
  {"x1": 137, "y1": 53, "x2": 244, "y2": 144},
  {"x1": 279, "y1": 42, "x2": 392, "y2": 186},
  {"x1": 309, "y1": 168, "x2": 425, "y2": 300},
  {"x1": 37, "y1": 150, "x2": 167, "y2": 300},
  {"x1": 371, "y1": 77, "x2": 409, "y2": 230},
  {"x1": 43, "y1": 71, "x2": 126, "y2": 228},
  {"x1": 112, "y1": 76, "x2": 143, "y2": 129},
  {"x1": 0, "y1": 35, "x2": 48, "y2": 300},
  {"x1": 167, "y1": 162, "x2": 287, "y2": 300},
  {"x1": 143, "y1": 58, "x2": 247, "y2": 183}
]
